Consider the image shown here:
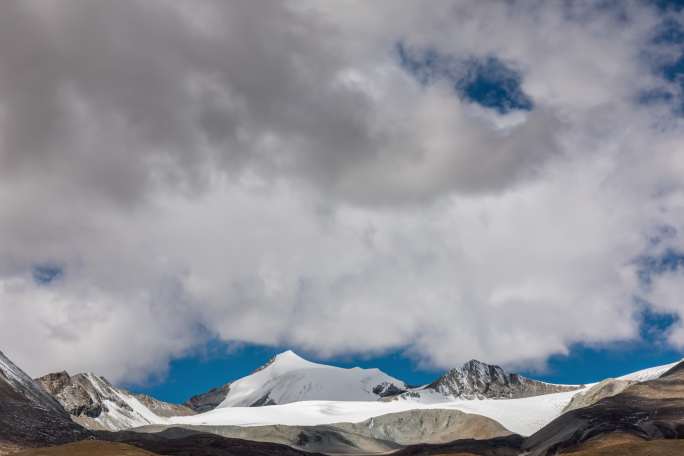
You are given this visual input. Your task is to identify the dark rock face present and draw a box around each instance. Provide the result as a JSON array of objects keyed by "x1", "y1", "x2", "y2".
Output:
[
  {"x1": 391, "y1": 434, "x2": 524, "y2": 456},
  {"x1": 373, "y1": 382, "x2": 406, "y2": 397},
  {"x1": 250, "y1": 392, "x2": 276, "y2": 407},
  {"x1": 0, "y1": 351, "x2": 89, "y2": 449},
  {"x1": 424, "y1": 360, "x2": 580, "y2": 400},
  {"x1": 185, "y1": 383, "x2": 231, "y2": 413},
  {"x1": 98, "y1": 429, "x2": 326, "y2": 456}
]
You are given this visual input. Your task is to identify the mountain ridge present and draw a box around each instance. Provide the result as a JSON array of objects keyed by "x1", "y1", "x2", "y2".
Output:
[{"x1": 35, "y1": 371, "x2": 194, "y2": 431}]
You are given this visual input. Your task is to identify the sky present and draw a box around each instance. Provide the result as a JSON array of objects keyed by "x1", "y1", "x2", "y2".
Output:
[{"x1": 2, "y1": 0, "x2": 684, "y2": 403}]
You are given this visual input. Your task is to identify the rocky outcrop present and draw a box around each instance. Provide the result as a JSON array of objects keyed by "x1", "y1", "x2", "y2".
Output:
[
  {"x1": 36, "y1": 371, "x2": 192, "y2": 431},
  {"x1": 0, "y1": 351, "x2": 88, "y2": 450},
  {"x1": 36, "y1": 372, "x2": 109, "y2": 418},
  {"x1": 562, "y1": 378, "x2": 635, "y2": 413},
  {"x1": 404, "y1": 360, "x2": 580, "y2": 401},
  {"x1": 372, "y1": 382, "x2": 406, "y2": 397},
  {"x1": 185, "y1": 383, "x2": 232, "y2": 413}
]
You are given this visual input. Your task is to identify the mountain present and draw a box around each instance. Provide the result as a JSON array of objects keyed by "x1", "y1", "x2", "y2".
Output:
[
  {"x1": 398, "y1": 359, "x2": 579, "y2": 402},
  {"x1": 387, "y1": 359, "x2": 684, "y2": 456},
  {"x1": 0, "y1": 350, "x2": 88, "y2": 451},
  {"x1": 35, "y1": 371, "x2": 194, "y2": 431},
  {"x1": 188, "y1": 350, "x2": 407, "y2": 411},
  {"x1": 521, "y1": 359, "x2": 684, "y2": 455}
]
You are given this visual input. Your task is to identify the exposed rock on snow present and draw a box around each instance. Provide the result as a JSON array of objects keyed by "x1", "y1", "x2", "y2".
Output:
[
  {"x1": 400, "y1": 360, "x2": 580, "y2": 401},
  {"x1": 35, "y1": 371, "x2": 192, "y2": 431}
]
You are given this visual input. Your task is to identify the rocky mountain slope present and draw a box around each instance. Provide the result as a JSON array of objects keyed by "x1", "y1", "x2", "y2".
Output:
[
  {"x1": 522, "y1": 360, "x2": 684, "y2": 455},
  {"x1": 0, "y1": 351, "x2": 88, "y2": 452},
  {"x1": 35, "y1": 371, "x2": 193, "y2": 431},
  {"x1": 185, "y1": 383, "x2": 232, "y2": 413},
  {"x1": 196, "y1": 350, "x2": 407, "y2": 409},
  {"x1": 562, "y1": 378, "x2": 636, "y2": 413},
  {"x1": 399, "y1": 359, "x2": 580, "y2": 402}
]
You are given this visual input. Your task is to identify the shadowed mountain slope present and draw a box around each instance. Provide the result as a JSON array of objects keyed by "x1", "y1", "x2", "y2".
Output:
[{"x1": 0, "y1": 351, "x2": 89, "y2": 452}]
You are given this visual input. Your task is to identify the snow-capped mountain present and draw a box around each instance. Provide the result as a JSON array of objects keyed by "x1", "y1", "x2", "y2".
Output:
[
  {"x1": 398, "y1": 360, "x2": 579, "y2": 402},
  {"x1": 211, "y1": 350, "x2": 407, "y2": 408},
  {"x1": 0, "y1": 350, "x2": 87, "y2": 449},
  {"x1": 35, "y1": 371, "x2": 193, "y2": 431},
  {"x1": 170, "y1": 358, "x2": 684, "y2": 437}
]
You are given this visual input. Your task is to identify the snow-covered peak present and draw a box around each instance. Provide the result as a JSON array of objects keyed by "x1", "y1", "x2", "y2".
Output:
[
  {"x1": 216, "y1": 351, "x2": 407, "y2": 408},
  {"x1": 261, "y1": 350, "x2": 323, "y2": 372}
]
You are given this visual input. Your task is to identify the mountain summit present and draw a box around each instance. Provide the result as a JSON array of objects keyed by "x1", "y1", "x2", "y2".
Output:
[
  {"x1": 401, "y1": 359, "x2": 579, "y2": 401},
  {"x1": 218, "y1": 350, "x2": 407, "y2": 408},
  {"x1": 186, "y1": 350, "x2": 407, "y2": 411}
]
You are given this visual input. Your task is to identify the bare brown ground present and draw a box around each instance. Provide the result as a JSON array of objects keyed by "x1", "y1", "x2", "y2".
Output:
[
  {"x1": 561, "y1": 438, "x2": 684, "y2": 456},
  {"x1": 12, "y1": 440, "x2": 158, "y2": 456}
]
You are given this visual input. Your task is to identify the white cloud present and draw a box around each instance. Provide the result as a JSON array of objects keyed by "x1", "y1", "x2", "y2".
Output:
[{"x1": 0, "y1": 1, "x2": 683, "y2": 382}]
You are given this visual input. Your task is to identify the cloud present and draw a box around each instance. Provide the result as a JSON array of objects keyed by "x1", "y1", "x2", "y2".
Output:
[{"x1": 1, "y1": 0, "x2": 683, "y2": 382}]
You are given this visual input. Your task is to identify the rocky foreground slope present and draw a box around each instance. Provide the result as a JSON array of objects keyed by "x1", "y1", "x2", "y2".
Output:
[
  {"x1": 0, "y1": 351, "x2": 88, "y2": 452},
  {"x1": 35, "y1": 371, "x2": 194, "y2": 431},
  {"x1": 522, "y1": 360, "x2": 684, "y2": 455}
]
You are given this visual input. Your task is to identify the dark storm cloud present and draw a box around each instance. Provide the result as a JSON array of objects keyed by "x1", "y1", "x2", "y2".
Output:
[{"x1": 0, "y1": 0, "x2": 566, "y2": 211}]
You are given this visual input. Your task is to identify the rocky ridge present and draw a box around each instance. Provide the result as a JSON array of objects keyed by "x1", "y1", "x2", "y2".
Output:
[
  {"x1": 35, "y1": 371, "x2": 193, "y2": 431},
  {"x1": 400, "y1": 359, "x2": 580, "y2": 401}
]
